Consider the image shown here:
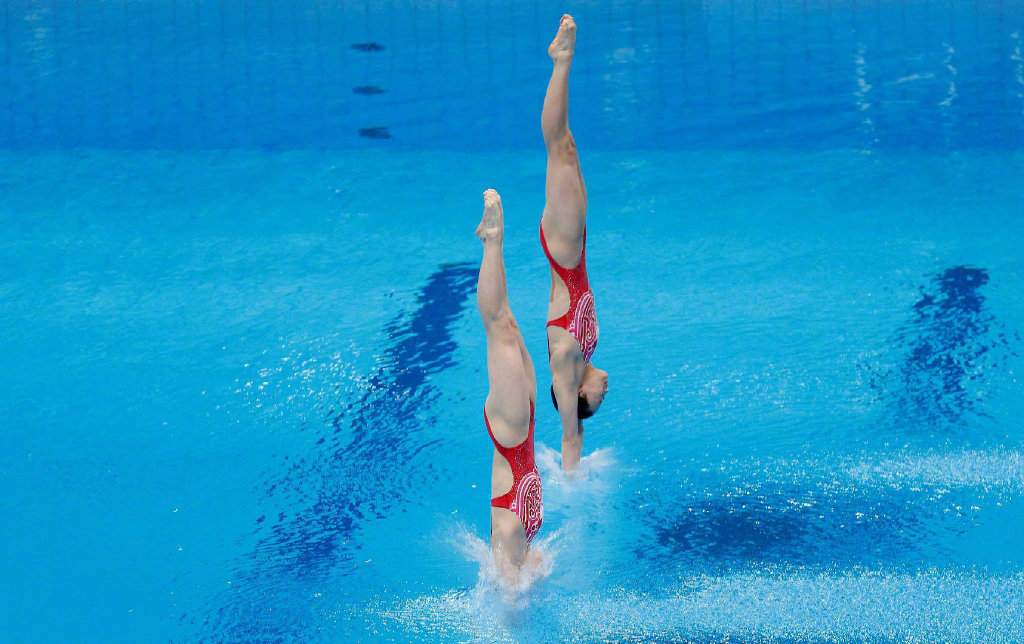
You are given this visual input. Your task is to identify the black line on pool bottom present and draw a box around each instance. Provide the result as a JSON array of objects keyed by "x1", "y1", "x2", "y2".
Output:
[
  {"x1": 349, "y1": 42, "x2": 385, "y2": 51},
  {"x1": 353, "y1": 85, "x2": 387, "y2": 95},
  {"x1": 359, "y1": 126, "x2": 392, "y2": 139},
  {"x1": 193, "y1": 262, "x2": 479, "y2": 640},
  {"x1": 864, "y1": 265, "x2": 1019, "y2": 430}
]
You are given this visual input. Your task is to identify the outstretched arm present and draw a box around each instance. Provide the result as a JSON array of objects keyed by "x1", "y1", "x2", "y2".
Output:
[{"x1": 550, "y1": 348, "x2": 584, "y2": 470}]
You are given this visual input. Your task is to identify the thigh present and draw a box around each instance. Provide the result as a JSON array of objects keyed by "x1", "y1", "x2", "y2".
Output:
[
  {"x1": 490, "y1": 507, "x2": 528, "y2": 570},
  {"x1": 485, "y1": 322, "x2": 532, "y2": 436},
  {"x1": 542, "y1": 141, "x2": 587, "y2": 247},
  {"x1": 515, "y1": 330, "x2": 537, "y2": 402}
]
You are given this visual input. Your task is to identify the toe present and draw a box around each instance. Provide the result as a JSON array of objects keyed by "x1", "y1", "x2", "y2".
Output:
[{"x1": 483, "y1": 189, "x2": 501, "y2": 209}]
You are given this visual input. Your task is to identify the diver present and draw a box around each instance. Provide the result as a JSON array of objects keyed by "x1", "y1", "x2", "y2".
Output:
[
  {"x1": 540, "y1": 15, "x2": 609, "y2": 471},
  {"x1": 476, "y1": 189, "x2": 544, "y2": 579}
]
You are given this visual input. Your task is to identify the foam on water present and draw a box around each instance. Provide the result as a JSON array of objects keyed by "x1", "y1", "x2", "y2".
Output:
[
  {"x1": 674, "y1": 448, "x2": 1024, "y2": 495},
  {"x1": 380, "y1": 568, "x2": 1024, "y2": 643},
  {"x1": 562, "y1": 569, "x2": 1024, "y2": 643},
  {"x1": 847, "y1": 449, "x2": 1024, "y2": 492}
]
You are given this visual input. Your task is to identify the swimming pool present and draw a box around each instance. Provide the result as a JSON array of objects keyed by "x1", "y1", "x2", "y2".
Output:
[{"x1": 2, "y1": 1, "x2": 1023, "y2": 642}]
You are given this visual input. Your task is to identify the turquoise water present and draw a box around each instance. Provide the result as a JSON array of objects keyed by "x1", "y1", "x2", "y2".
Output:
[{"x1": 3, "y1": 1, "x2": 1024, "y2": 642}]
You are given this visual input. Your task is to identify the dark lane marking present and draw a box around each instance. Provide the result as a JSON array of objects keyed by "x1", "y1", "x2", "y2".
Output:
[
  {"x1": 353, "y1": 85, "x2": 387, "y2": 95},
  {"x1": 639, "y1": 267, "x2": 1021, "y2": 577},
  {"x1": 868, "y1": 266, "x2": 1018, "y2": 429},
  {"x1": 359, "y1": 126, "x2": 392, "y2": 139},
  {"x1": 197, "y1": 262, "x2": 477, "y2": 639}
]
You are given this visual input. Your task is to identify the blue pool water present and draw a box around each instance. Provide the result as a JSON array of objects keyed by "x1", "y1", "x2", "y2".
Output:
[{"x1": 2, "y1": 1, "x2": 1024, "y2": 642}]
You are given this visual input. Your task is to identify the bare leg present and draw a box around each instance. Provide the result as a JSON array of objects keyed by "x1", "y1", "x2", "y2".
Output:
[
  {"x1": 476, "y1": 189, "x2": 511, "y2": 331},
  {"x1": 477, "y1": 190, "x2": 532, "y2": 575},
  {"x1": 541, "y1": 15, "x2": 574, "y2": 144},
  {"x1": 541, "y1": 14, "x2": 587, "y2": 255},
  {"x1": 477, "y1": 190, "x2": 531, "y2": 425}
]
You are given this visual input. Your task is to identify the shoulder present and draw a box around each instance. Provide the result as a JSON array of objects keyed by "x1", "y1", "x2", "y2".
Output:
[{"x1": 547, "y1": 335, "x2": 582, "y2": 377}]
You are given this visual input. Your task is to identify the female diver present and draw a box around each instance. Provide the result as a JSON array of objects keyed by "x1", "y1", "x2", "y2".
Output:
[
  {"x1": 540, "y1": 15, "x2": 609, "y2": 471},
  {"x1": 476, "y1": 189, "x2": 544, "y2": 578}
]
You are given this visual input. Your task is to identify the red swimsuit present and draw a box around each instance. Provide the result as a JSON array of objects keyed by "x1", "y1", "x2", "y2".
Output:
[
  {"x1": 540, "y1": 222, "x2": 599, "y2": 363},
  {"x1": 485, "y1": 401, "x2": 543, "y2": 543}
]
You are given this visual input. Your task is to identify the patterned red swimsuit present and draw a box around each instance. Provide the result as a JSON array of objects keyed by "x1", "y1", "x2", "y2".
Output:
[
  {"x1": 485, "y1": 401, "x2": 543, "y2": 543},
  {"x1": 540, "y1": 222, "x2": 599, "y2": 363}
]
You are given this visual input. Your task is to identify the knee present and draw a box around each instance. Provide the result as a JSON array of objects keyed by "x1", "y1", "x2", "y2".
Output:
[
  {"x1": 485, "y1": 309, "x2": 519, "y2": 337},
  {"x1": 546, "y1": 132, "x2": 577, "y2": 159}
]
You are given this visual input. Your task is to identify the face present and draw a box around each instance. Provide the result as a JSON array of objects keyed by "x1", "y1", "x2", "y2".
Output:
[{"x1": 579, "y1": 366, "x2": 609, "y2": 411}]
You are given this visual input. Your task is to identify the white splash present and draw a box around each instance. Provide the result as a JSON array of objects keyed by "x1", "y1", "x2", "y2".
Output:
[
  {"x1": 535, "y1": 443, "x2": 616, "y2": 488},
  {"x1": 379, "y1": 523, "x2": 566, "y2": 642},
  {"x1": 449, "y1": 523, "x2": 560, "y2": 603}
]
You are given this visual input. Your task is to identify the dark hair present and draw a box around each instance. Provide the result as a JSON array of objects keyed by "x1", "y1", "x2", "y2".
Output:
[{"x1": 550, "y1": 385, "x2": 597, "y2": 420}]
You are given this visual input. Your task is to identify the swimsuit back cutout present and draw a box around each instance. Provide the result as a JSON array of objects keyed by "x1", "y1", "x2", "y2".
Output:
[
  {"x1": 540, "y1": 222, "x2": 599, "y2": 363},
  {"x1": 485, "y1": 401, "x2": 543, "y2": 543}
]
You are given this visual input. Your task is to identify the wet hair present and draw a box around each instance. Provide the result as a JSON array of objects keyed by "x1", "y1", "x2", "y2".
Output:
[{"x1": 550, "y1": 385, "x2": 597, "y2": 420}]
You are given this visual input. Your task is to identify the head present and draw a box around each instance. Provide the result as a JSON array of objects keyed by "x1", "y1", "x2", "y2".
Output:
[{"x1": 551, "y1": 364, "x2": 609, "y2": 419}]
